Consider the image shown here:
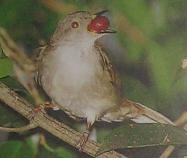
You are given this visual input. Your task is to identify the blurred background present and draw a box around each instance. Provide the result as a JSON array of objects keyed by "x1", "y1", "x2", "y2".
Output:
[{"x1": 1, "y1": 0, "x2": 187, "y2": 158}]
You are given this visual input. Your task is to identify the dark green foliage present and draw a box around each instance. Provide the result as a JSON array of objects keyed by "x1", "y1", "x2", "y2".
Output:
[
  {"x1": 98, "y1": 123, "x2": 187, "y2": 154},
  {"x1": 0, "y1": 140, "x2": 35, "y2": 158},
  {"x1": 0, "y1": 58, "x2": 13, "y2": 78}
]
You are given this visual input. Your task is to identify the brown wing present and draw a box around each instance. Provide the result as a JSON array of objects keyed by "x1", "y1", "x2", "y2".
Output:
[
  {"x1": 32, "y1": 44, "x2": 48, "y2": 63},
  {"x1": 33, "y1": 44, "x2": 49, "y2": 86},
  {"x1": 95, "y1": 42, "x2": 121, "y2": 89}
]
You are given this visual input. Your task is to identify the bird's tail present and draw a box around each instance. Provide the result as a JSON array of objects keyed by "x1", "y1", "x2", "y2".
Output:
[{"x1": 101, "y1": 99, "x2": 174, "y2": 125}]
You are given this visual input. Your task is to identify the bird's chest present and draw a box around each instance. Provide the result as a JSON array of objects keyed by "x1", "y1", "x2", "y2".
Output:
[
  {"x1": 41, "y1": 45, "x2": 101, "y2": 93},
  {"x1": 55, "y1": 45, "x2": 100, "y2": 88}
]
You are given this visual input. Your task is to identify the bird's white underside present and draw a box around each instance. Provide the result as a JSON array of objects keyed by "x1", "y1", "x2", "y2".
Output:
[{"x1": 40, "y1": 36, "x2": 116, "y2": 125}]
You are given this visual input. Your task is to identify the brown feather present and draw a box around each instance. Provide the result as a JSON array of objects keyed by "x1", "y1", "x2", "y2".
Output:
[{"x1": 94, "y1": 42, "x2": 121, "y2": 89}]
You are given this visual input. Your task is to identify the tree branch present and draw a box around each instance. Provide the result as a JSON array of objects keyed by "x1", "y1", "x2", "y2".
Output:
[
  {"x1": 0, "y1": 123, "x2": 37, "y2": 132},
  {"x1": 0, "y1": 82, "x2": 127, "y2": 158}
]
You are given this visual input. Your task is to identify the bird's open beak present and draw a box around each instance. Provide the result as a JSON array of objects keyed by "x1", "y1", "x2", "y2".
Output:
[
  {"x1": 97, "y1": 29, "x2": 116, "y2": 34},
  {"x1": 93, "y1": 10, "x2": 109, "y2": 17},
  {"x1": 88, "y1": 10, "x2": 116, "y2": 34}
]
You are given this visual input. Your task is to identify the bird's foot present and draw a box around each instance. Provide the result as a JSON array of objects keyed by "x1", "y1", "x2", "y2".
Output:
[
  {"x1": 28, "y1": 102, "x2": 59, "y2": 119},
  {"x1": 76, "y1": 130, "x2": 89, "y2": 151}
]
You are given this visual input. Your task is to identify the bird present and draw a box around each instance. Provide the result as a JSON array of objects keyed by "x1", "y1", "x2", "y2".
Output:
[{"x1": 2, "y1": 10, "x2": 174, "y2": 149}]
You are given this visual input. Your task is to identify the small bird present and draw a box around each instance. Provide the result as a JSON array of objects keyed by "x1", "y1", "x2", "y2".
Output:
[{"x1": 6, "y1": 10, "x2": 173, "y2": 148}]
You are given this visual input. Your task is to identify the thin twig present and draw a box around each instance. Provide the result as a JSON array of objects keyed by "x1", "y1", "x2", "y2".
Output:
[
  {"x1": 160, "y1": 145, "x2": 175, "y2": 158},
  {"x1": 0, "y1": 27, "x2": 35, "y2": 72},
  {"x1": 0, "y1": 123, "x2": 37, "y2": 132},
  {"x1": 174, "y1": 111, "x2": 187, "y2": 126}
]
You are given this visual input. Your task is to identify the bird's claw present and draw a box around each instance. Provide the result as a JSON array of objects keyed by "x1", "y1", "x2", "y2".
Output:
[
  {"x1": 28, "y1": 102, "x2": 58, "y2": 120},
  {"x1": 28, "y1": 104, "x2": 45, "y2": 120}
]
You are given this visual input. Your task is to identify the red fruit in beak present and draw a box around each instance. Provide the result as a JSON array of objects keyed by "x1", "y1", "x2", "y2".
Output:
[{"x1": 88, "y1": 16, "x2": 110, "y2": 33}]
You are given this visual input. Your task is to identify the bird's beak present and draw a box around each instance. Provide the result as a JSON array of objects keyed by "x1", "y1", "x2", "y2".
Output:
[
  {"x1": 93, "y1": 10, "x2": 109, "y2": 17},
  {"x1": 97, "y1": 29, "x2": 116, "y2": 34},
  {"x1": 88, "y1": 10, "x2": 116, "y2": 34}
]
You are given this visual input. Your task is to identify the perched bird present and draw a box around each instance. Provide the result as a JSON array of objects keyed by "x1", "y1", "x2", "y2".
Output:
[
  {"x1": 1, "y1": 11, "x2": 173, "y2": 148},
  {"x1": 35, "y1": 10, "x2": 174, "y2": 147}
]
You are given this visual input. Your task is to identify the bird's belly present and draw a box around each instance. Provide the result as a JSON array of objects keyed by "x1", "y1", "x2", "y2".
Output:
[
  {"x1": 50, "y1": 87, "x2": 117, "y2": 119},
  {"x1": 40, "y1": 47, "x2": 118, "y2": 120},
  {"x1": 43, "y1": 67, "x2": 117, "y2": 119}
]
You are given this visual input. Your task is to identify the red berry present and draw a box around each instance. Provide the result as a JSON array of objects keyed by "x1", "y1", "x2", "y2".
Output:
[{"x1": 88, "y1": 16, "x2": 110, "y2": 33}]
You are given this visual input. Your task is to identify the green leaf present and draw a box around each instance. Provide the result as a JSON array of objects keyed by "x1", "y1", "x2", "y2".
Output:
[
  {"x1": 98, "y1": 123, "x2": 187, "y2": 154},
  {"x1": 0, "y1": 58, "x2": 13, "y2": 78},
  {"x1": 0, "y1": 77, "x2": 26, "y2": 93},
  {"x1": 0, "y1": 140, "x2": 35, "y2": 158}
]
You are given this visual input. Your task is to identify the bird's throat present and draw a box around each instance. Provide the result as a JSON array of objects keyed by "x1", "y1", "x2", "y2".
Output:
[{"x1": 52, "y1": 42, "x2": 100, "y2": 90}]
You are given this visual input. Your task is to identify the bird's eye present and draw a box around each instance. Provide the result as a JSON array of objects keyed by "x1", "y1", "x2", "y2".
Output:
[{"x1": 71, "y1": 21, "x2": 79, "y2": 28}]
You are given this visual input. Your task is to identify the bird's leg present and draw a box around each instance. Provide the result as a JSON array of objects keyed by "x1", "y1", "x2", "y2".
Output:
[
  {"x1": 77, "y1": 122, "x2": 93, "y2": 151},
  {"x1": 36, "y1": 101, "x2": 59, "y2": 111}
]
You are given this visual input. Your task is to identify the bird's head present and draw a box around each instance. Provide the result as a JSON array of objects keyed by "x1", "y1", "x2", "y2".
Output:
[{"x1": 51, "y1": 10, "x2": 116, "y2": 44}]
